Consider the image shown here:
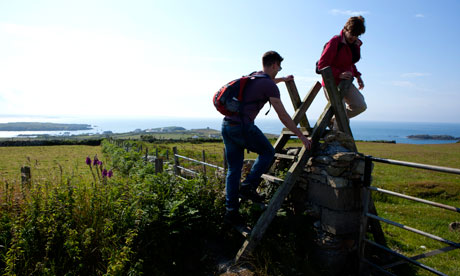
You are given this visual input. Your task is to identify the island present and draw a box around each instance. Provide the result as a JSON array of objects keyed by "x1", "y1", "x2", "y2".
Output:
[
  {"x1": 0, "y1": 122, "x2": 93, "y2": 131},
  {"x1": 407, "y1": 134, "x2": 460, "y2": 140}
]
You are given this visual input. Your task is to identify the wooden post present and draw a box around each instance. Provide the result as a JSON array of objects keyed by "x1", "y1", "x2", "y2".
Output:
[
  {"x1": 155, "y1": 158, "x2": 163, "y2": 174},
  {"x1": 285, "y1": 80, "x2": 311, "y2": 130},
  {"x1": 364, "y1": 156, "x2": 387, "y2": 246},
  {"x1": 173, "y1": 147, "x2": 180, "y2": 176},
  {"x1": 321, "y1": 67, "x2": 356, "y2": 150},
  {"x1": 359, "y1": 186, "x2": 372, "y2": 274},
  {"x1": 359, "y1": 156, "x2": 387, "y2": 274},
  {"x1": 202, "y1": 150, "x2": 207, "y2": 175},
  {"x1": 166, "y1": 150, "x2": 169, "y2": 161},
  {"x1": 145, "y1": 148, "x2": 149, "y2": 161},
  {"x1": 21, "y1": 166, "x2": 31, "y2": 188}
]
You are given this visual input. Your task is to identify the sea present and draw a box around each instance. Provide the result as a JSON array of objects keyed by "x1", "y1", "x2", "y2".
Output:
[{"x1": 1, "y1": 117, "x2": 460, "y2": 145}]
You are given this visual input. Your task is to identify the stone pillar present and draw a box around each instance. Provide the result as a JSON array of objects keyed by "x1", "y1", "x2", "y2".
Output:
[{"x1": 282, "y1": 131, "x2": 369, "y2": 276}]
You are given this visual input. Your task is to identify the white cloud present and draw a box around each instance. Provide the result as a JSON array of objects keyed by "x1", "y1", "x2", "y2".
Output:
[
  {"x1": 330, "y1": 9, "x2": 369, "y2": 16},
  {"x1": 415, "y1": 14, "x2": 425, "y2": 18},
  {"x1": 401, "y1": 72, "x2": 431, "y2": 78},
  {"x1": 391, "y1": 81, "x2": 416, "y2": 88}
]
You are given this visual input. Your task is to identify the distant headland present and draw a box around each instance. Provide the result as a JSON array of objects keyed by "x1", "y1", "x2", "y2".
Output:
[
  {"x1": 407, "y1": 134, "x2": 460, "y2": 140},
  {"x1": 0, "y1": 122, "x2": 93, "y2": 131}
]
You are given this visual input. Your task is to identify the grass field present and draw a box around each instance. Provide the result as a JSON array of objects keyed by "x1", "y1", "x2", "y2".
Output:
[
  {"x1": 0, "y1": 145, "x2": 102, "y2": 183},
  {"x1": 0, "y1": 141, "x2": 459, "y2": 275}
]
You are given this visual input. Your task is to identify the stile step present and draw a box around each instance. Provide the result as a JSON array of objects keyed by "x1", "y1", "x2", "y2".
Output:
[
  {"x1": 261, "y1": 173, "x2": 284, "y2": 184},
  {"x1": 281, "y1": 127, "x2": 310, "y2": 136},
  {"x1": 274, "y1": 153, "x2": 298, "y2": 161}
]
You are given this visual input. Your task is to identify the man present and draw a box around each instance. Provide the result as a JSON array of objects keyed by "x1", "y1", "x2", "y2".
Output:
[{"x1": 222, "y1": 51, "x2": 311, "y2": 226}]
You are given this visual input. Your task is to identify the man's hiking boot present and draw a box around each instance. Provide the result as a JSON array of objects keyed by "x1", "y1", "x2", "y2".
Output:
[
  {"x1": 239, "y1": 185, "x2": 265, "y2": 203},
  {"x1": 223, "y1": 210, "x2": 245, "y2": 227}
]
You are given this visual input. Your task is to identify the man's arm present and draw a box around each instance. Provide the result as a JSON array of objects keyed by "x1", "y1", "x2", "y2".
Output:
[
  {"x1": 269, "y1": 97, "x2": 311, "y2": 149},
  {"x1": 273, "y1": 75, "x2": 294, "y2": 84}
]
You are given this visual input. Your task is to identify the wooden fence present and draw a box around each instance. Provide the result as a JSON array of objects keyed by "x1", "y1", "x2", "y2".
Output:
[
  {"x1": 108, "y1": 139, "x2": 227, "y2": 180},
  {"x1": 359, "y1": 156, "x2": 460, "y2": 276},
  {"x1": 171, "y1": 146, "x2": 227, "y2": 181}
]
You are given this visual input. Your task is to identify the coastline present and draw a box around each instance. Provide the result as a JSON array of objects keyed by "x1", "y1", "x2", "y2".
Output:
[{"x1": 0, "y1": 118, "x2": 460, "y2": 145}]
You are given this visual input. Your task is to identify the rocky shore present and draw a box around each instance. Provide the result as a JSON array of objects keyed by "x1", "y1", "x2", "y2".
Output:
[{"x1": 407, "y1": 134, "x2": 460, "y2": 140}]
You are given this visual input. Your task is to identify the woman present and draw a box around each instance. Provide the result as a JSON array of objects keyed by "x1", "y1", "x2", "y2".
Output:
[{"x1": 317, "y1": 16, "x2": 367, "y2": 124}]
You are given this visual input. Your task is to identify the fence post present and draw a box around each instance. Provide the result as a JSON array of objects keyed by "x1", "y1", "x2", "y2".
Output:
[
  {"x1": 364, "y1": 156, "x2": 387, "y2": 247},
  {"x1": 156, "y1": 148, "x2": 159, "y2": 159},
  {"x1": 359, "y1": 155, "x2": 389, "y2": 274},
  {"x1": 166, "y1": 150, "x2": 169, "y2": 161},
  {"x1": 358, "y1": 156, "x2": 372, "y2": 274},
  {"x1": 21, "y1": 166, "x2": 31, "y2": 188},
  {"x1": 202, "y1": 150, "x2": 207, "y2": 175},
  {"x1": 173, "y1": 147, "x2": 180, "y2": 176},
  {"x1": 359, "y1": 186, "x2": 371, "y2": 274},
  {"x1": 155, "y1": 158, "x2": 164, "y2": 174},
  {"x1": 145, "y1": 148, "x2": 149, "y2": 161}
]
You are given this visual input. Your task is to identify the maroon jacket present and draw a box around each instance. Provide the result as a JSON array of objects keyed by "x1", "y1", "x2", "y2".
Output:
[{"x1": 317, "y1": 30, "x2": 362, "y2": 86}]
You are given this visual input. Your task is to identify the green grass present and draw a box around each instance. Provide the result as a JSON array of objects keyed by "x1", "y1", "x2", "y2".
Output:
[{"x1": 0, "y1": 145, "x2": 102, "y2": 185}]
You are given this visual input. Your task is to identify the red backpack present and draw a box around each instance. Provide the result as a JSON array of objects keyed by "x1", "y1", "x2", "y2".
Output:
[{"x1": 213, "y1": 73, "x2": 269, "y2": 116}]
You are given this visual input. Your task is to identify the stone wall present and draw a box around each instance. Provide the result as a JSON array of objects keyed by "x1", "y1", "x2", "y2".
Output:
[{"x1": 274, "y1": 131, "x2": 371, "y2": 275}]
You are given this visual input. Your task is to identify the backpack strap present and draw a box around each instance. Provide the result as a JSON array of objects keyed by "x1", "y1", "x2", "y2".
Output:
[
  {"x1": 240, "y1": 73, "x2": 273, "y2": 115},
  {"x1": 316, "y1": 39, "x2": 344, "y2": 74}
]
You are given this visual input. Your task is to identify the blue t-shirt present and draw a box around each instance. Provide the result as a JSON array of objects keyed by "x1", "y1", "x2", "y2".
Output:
[{"x1": 225, "y1": 72, "x2": 280, "y2": 124}]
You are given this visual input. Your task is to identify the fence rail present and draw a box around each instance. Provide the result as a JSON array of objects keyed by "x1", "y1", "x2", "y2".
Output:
[
  {"x1": 359, "y1": 155, "x2": 460, "y2": 275},
  {"x1": 172, "y1": 146, "x2": 226, "y2": 180},
  {"x1": 368, "y1": 186, "x2": 460, "y2": 213},
  {"x1": 174, "y1": 154, "x2": 224, "y2": 171},
  {"x1": 370, "y1": 156, "x2": 460, "y2": 175}
]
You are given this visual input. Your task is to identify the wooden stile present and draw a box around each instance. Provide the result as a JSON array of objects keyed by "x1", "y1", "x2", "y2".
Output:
[{"x1": 234, "y1": 67, "x2": 378, "y2": 263}]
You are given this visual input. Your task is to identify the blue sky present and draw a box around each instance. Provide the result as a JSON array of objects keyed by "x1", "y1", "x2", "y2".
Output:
[{"x1": 1, "y1": 0, "x2": 459, "y2": 123}]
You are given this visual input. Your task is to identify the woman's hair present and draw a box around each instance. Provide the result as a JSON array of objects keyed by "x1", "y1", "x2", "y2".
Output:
[{"x1": 344, "y1": 16, "x2": 365, "y2": 36}]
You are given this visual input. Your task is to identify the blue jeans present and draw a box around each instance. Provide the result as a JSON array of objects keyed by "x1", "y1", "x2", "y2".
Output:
[{"x1": 222, "y1": 120, "x2": 275, "y2": 212}]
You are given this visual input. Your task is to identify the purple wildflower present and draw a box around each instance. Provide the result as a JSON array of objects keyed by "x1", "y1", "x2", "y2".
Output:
[
  {"x1": 102, "y1": 168, "x2": 108, "y2": 177},
  {"x1": 108, "y1": 169, "x2": 113, "y2": 178},
  {"x1": 98, "y1": 160, "x2": 103, "y2": 166},
  {"x1": 93, "y1": 155, "x2": 99, "y2": 166},
  {"x1": 85, "y1": 156, "x2": 91, "y2": 165}
]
